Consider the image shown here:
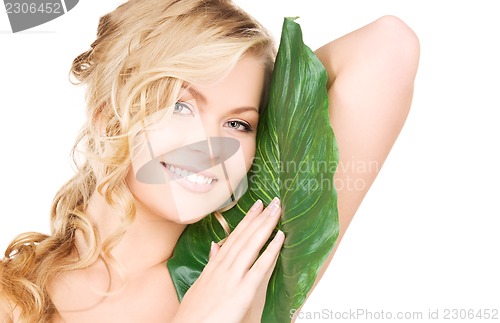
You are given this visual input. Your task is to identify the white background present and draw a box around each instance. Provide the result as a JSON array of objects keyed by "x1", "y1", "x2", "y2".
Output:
[{"x1": 1, "y1": 1, "x2": 499, "y2": 322}]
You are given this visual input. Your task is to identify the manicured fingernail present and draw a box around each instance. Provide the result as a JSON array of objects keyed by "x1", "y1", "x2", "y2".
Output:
[
  {"x1": 270, "y1": 197, "x2": 280, "y2": 207},
  {"x1": 250, "y1": 199, "x2": 262, "y2": 211},
  {"x1": 273, "y1": 230, "x2": 285, "y2": 244},
  {"x1": 270, "y1": 203, "x2": 281, "y2": 216}
]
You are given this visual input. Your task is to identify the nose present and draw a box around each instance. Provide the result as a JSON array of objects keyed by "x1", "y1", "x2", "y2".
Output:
[
  {"x1": 188, "y1": 113, "x2": 223, "y2": 157},
  {"x1": 182, "y1": 112, "x2": 210, "y2": 147},
  {"x1": 183, "y1": 115, "x2": 241, "y2": 167}
]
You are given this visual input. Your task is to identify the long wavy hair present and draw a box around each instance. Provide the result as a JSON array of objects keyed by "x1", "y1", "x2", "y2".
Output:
[{"x1": 0, "y1": 0, "x2": 275, "y2": 321}]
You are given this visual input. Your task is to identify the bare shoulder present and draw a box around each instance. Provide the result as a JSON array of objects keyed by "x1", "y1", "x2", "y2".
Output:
[
  {"x1": 0, "y1": 299, "x2": 12, "y2": 323},
  {"x1": 0, "y1": 269, "x2": 13, "y2": 323}
]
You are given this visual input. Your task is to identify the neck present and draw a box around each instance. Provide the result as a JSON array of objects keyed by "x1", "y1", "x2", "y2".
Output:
[{"x1": 81, "y1": 190, "x2": 187, "y2": 275}]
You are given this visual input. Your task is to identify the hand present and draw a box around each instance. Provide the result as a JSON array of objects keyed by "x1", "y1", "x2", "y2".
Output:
[{"x1": 172, "y1": 197, "x2": 284, "y2": 323}]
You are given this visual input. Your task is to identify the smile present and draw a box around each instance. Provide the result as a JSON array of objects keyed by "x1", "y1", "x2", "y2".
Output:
[{"x1": 160, "y1": 162, "x2": 218, "y2": 192}]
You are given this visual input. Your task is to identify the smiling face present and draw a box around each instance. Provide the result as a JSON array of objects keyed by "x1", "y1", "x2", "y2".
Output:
[{"x1": 126, "y1": 55, "x2": 265, "y2": 223}]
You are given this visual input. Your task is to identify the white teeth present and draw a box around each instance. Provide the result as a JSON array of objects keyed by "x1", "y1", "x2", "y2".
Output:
[
  {"x1": 166, "y1": 164, "x2": 214, "y2": 185},
  {"x1": 187, "y1": 174, "x2": 209, "y2": 184},
  {"x1": 186, "y1": 174, "x2": 198, "y2": 183}
]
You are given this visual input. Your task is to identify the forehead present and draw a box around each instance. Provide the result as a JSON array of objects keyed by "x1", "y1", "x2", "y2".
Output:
[{"x1": 180, "y1": 56, "x2": 266, "y2": 110}]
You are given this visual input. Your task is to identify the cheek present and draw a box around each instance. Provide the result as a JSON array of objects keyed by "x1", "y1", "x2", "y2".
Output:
[{"x1": 241, "y1": 136, "x2": 257, "y2": 172}]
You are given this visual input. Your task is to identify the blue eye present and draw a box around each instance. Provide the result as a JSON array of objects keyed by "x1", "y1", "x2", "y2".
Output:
[
  {"x1": 174, "y1": 102, "x2": 194, "y2": 116},
  {"x1": 225, "y1": 120, "x2": 253, "y2": 132}
]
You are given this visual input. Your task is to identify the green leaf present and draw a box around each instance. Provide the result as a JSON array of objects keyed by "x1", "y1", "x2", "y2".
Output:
[{"x1": 167, "y1": 17, "x2": 339, "y2": 322}]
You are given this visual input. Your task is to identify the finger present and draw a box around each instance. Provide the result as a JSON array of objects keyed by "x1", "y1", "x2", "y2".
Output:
[
  {"x1": 258, "y1": 243, "x2": 280, "y2": 288},
  {"x1": 243, "y1": 252, "x2": 279, "y2": 321},
  {"x1": 218, "y1": 199, "x2": 263, "y2": 251},
  {"x1": 221, "y1": 198, "x2": 281, "y2": 269},
  {"x1": 208, "y1": 241, "x2": 220, "y2": 261},
  {"x1": 266, "y1": 245, "x2": 280, "y2": 278},
  {"x1": 244, "y1": 230, "x2": 285, "y2": 286}
]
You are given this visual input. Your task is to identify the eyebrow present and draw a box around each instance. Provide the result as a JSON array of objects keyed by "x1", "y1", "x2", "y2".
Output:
[
  {"x1": 182, "y1": 86, "x2": 259, "y2": 115},
  {"x1": 184, "y1": 86, "x2": 206, "y2": 104}
]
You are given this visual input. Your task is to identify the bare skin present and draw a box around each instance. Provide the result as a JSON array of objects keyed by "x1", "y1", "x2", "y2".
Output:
[
  {"x1": 0, "y1": 15, "x2": 419, "y2": 323},
  {"x1": 49, "y1": 55, "x2": 271, "y2": 323},
  {"x1": 314, "y1": 13, "x2": 419, "y2": 292},
  {"x1": 244, "y1": 15, "x2": 420, "y2": 322},
  {"x1": 290, "y1": 15, "x2": 420, "y2": 322}
]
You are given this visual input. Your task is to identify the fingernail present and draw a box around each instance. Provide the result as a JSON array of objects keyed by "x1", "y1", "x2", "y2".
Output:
[
  {"x1": 270, "y1": 203, "x2": 281, "y2": 216},
  {"x1": 273, "y1": 230, "x2": 285, "y2": 244},
  {"x1": 270, "y1": 197, "x2": 280, "y2": 207},
  {"x1": 250, "y1": 199, "x2": 262, "y2": 211},
  {"x1": 210, "y1": 241, "x2": 216, "y2": 253}
]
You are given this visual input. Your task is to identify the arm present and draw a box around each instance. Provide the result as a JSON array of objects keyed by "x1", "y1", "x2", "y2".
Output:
[{"x1": 293, "y1": 15, "x2": 420, "y2": 320}]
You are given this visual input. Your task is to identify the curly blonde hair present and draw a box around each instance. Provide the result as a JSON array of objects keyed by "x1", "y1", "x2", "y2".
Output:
[{"x1": 0, "y1": 0, "x2": 275, "y2": 321}]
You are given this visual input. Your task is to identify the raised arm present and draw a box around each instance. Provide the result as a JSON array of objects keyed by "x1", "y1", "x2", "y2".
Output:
[{"x1": 294, "y1": 15, "x2": 420, "y2": 320}]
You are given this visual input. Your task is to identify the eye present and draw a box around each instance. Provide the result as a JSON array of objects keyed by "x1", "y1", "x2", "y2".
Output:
[
  {"x1": 173, "y1": 101, "x2": 194, "y2": 116},
  {"x1": 225, "y1": 120, "x2": 253, "y2": 133}
]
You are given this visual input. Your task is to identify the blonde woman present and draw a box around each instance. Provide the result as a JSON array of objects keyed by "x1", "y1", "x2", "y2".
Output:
[{"x1": 0, "y1": 0, "x2": 419, "y2": 322}]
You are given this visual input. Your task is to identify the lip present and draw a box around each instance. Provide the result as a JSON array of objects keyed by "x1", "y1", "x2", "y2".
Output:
[{"x1": 160, "y1": 162, "x2": 219, "y2": 193}]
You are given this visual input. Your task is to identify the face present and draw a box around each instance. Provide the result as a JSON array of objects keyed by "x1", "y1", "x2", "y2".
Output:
[{"x1": 126, "y1": 55, "x2": 265, "y2": 223}]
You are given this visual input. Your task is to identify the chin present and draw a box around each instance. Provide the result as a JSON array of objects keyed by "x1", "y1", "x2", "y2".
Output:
[
  {"x1": 174, "y1": 214, "x2": 210, "y2": 225},
  {"x1": 149, "y1": 196, "x2": 231, "y2": 225}
]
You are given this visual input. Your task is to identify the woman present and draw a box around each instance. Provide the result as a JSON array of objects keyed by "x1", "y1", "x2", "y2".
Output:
[{"x1": 0, "y1": 0, "x2": 419, "y2": 322}]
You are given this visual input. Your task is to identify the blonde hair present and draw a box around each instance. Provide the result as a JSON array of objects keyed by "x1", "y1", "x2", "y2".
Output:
[{"x1": 0, "y1": 0, "x2": 275, "y2": 321}]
